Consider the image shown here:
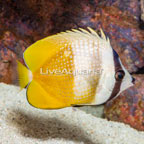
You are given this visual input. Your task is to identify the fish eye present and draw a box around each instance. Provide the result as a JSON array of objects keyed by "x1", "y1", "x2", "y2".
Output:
[{"x1": 115, "y1": 70, "x2": 125, "y2": 81}]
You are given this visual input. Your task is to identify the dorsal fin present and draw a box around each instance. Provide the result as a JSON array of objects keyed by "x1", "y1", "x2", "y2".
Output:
[
  {"x1": 57, "y1": 27, "x2": 108, "y2": 42},
  {"x1": 23, "y1": 28, "x2": 109, "y2": 72},
  {"x1": 87, "y1": 27, "x2": 100, "y2": 38},
  {"x1": 100, "y1": 28, "x2": 107, "y2": 40}
]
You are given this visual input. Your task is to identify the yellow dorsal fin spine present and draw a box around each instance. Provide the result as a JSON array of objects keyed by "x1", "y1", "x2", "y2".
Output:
[
  {"x1": 100, "y1": 28, "x2": 107, "y2": 40},
  {"x1": 57, "y1": 27, "x2": 108, "y2": 43},
  {"x1": 17, "y1": 61, "x2": 32, "y2": 90},
  {"x1": 107, "y1": 37, "x2": 110, "y2": 44},
  {"x1": 87, "y1": 27, "x2": 99, "y2": 38},
  {"x1": 79, "y1": 28, "x2": 91, "y2": 35}
]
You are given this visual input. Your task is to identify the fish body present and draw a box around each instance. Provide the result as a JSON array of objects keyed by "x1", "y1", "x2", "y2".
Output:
[{"x1": 18, "y1": 27, "x2": 134, "y2": 109}]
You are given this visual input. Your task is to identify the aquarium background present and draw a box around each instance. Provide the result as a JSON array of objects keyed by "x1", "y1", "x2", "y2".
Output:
[{"x1": 0, "y1": 0, "x2": 144, "y2": 131}]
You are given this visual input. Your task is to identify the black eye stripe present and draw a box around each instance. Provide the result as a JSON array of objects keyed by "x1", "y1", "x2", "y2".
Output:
[
  {"x1": 107, "y1": 49, "x2": 123, "y2": 101},
  {"x1": 112, "y1": 49, "x2": 122, "y2": 71},
  {"x1": 113, "y1": 48, "x2": 119, "y2": 58}
]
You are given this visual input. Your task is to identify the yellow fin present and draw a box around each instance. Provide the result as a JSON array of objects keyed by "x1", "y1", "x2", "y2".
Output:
[
  {"x1": 107, "y1": 37, "x2": 110, "y2": 44},
  {"x1": 17, "y1": 61, "x2": 32, "y2": 90},
  {"x1": 24, "y1": 39, "x2": 59, "y2": 72},
  {"x1": 27, "y1": 80, "x2": 68, "y2": 109},
  {"x1": 24, "y1": 34, "x2": 74, "y2": 72},
  {"x1": 87, "y1": 27, "x2": 99, "y2": 38},
  {"x1": 79, "y1": 28, "x2": 91, "y2": 34},
  {"x1": 23, "y1": 27, "x2": 107, "y2": 73},
  {"x1": 100, "y1": 28, "x2": 106, "y2": 40}
]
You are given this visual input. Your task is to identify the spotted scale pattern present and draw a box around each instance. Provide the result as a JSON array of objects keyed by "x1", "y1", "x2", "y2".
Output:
[{"x1": 33, "y1": 29, "x2": 103, "y2": 106}]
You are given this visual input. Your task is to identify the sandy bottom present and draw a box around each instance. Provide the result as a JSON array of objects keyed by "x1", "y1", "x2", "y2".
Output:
[{"x1": 0, "y1": 83, "x2": 144, "y2": 144}]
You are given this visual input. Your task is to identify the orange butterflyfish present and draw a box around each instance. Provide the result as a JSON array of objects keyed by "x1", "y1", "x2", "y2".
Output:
[{"x1": 17, "y1": 27, "x2": 134, "y2": 109}]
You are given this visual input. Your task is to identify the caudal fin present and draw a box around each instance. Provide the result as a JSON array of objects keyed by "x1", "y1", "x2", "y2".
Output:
[{"x1": 17, "y1": 61, "x2": 32, "y2": 89}]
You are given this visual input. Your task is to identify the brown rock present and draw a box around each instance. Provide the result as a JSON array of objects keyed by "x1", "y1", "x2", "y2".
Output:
[
  {"x1": 141, "y1": 0, "x2": 144, "y2": 21},
  {"x1": 104, "y1": 75, "x2": 144, "y2": 131},
  {"x1": 0, "y1": 31, "x2": 28, "y2": 84}
]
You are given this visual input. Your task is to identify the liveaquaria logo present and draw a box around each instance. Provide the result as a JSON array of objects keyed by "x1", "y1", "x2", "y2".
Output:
[{"x1": 40, "y1": 68, "x2": 103, "y2": 76}]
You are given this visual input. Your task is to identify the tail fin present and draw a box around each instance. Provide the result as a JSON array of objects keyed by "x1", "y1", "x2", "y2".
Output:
[{"x1": 17, "y1": 61, "x2": 32, "y2": 90}]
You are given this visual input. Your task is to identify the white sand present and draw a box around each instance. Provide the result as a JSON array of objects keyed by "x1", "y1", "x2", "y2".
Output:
[{"x1": 0, "y1": 83, "x2": 144, "y2": 144}]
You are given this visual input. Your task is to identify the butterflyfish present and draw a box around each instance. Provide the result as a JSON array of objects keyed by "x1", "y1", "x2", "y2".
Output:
[{"x1": 17, "y1": 27, "x2": 134, "y2": 109}]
